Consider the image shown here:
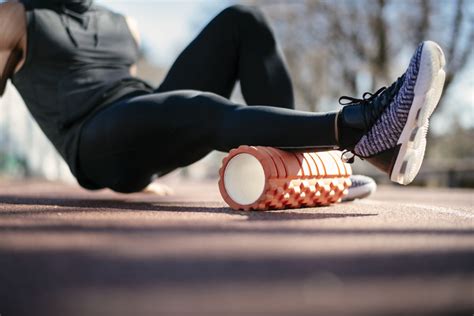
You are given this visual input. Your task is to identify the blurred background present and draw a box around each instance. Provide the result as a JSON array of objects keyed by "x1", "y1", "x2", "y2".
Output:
[{"x1": 0, "y1": 0, "x2": 473, "y2": 187}]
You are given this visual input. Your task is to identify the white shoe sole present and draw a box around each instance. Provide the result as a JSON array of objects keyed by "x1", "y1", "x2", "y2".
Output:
[
  {"x1": 342, "y1": 180, "x2": 377, "y2": 202},
  {"x1": 390, "y1": 41, "x2": 446, "y2": 185}
]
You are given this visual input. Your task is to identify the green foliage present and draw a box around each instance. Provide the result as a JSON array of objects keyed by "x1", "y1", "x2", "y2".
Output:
[{"x1": 0, "y1": 151, "x2": 28, "y2": 178}]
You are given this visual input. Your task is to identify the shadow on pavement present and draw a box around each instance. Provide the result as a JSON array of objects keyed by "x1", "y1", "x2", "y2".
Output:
[
  {"x1": 0, "y1": 248, "x2": 473, "y2": 316},
  {"x1": 1, "y1": 223, "x2": 473, "y2": 236},
  {"x1": 0, "y1": 194, "x2": 377, "y2": 221}
]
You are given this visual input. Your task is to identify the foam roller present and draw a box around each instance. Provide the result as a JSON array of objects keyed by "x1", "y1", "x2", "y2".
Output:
[{"x1": 218, "y1": 146, "x2": 352, "y2": 211}]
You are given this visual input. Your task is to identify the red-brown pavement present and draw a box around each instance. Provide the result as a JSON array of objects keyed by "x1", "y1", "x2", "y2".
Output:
[{"x1": 0, "y1": 178, "x2": 473, "y2": 316}]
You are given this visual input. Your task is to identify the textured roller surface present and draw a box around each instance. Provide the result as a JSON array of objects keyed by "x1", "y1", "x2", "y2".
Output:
[{"x1": 219, "y1": 146, "x2": 352, "y2": 211}]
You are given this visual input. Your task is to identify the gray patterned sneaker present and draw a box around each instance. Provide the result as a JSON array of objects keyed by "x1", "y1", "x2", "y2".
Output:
[
  {"x1": 342, "y1": 175, "x2": 377, "y2": 202},
  {"x1": 337, "y1": 41, "x2": 446, "y2": 185}
]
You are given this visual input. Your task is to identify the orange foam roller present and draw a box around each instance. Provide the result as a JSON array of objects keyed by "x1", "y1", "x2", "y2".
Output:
[{"x1": 218, "y1": 146, "x2": 352, "y2": 211}]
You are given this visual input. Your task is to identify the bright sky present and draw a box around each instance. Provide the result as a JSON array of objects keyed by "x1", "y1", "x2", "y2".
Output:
[{"x1": 97, "y1": 0, "x2": 233, "y2": 66}]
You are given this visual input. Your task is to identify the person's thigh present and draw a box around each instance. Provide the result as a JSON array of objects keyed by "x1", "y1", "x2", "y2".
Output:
[
  {"x1": 157, "y1": 6, "x2": 280, "y2": 94},
  {"x1": 156, "y1": 7, "x2": 241, "y2": 96},
  {"x1": 157, "y1": 5, "x2": 294, "y2": 108},
  {"x1": 78, "y1": 90, "x2": 238, "y2": 193}
]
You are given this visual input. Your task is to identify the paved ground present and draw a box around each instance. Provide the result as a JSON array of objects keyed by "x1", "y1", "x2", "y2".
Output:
[{"x1": 0, "y1": 179, "x2": 473, "y2": 316}]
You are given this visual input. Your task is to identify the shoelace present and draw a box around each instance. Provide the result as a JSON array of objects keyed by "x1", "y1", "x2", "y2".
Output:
[
  {"x1": 338, "y1": 87, "x2": 387, "y2": 107},
  {"x1": 337, "y1": 87, "x2": 387, "y2": 164},
  {"x1": 341, "y1": 150, "x2": 356, "y2": 164},
  {"x1": 337, "y1": 74, "x2": 406, "y2": 164}
]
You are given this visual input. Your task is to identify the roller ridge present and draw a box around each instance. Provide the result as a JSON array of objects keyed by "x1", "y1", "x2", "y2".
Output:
[{"x1": 219, "y1": 146, "x2": 352, "y2": 211}]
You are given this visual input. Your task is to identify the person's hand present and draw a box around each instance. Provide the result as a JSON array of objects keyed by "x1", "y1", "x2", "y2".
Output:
[{"x1": 143, "y1": 181, "x2": 175, "y2": 196}]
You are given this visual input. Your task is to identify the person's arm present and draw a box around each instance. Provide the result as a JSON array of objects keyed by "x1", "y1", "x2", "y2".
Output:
[
  {"x1": 0, "y1": 1, "x2": 27, "y2": 96},
  {"x1": 125, "y1": 16, "x2": 140, "y2": 77}
]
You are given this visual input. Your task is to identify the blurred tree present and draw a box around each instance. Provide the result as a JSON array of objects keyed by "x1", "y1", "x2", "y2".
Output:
[{"x1": 241, "y1": 0, "x2": 473, "y2": 112}]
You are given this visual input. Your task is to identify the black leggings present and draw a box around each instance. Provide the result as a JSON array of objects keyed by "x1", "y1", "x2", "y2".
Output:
[{"x1": 78, "y1": 5, "x2": 338, "y2": 193}]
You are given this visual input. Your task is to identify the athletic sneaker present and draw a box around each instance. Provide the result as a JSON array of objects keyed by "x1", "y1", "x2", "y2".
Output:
[
  {"x1": 337, "y1": 41, "x2": 446, "y2": 185},
  {"x1": 342, "y1": 175, "x2": 377, "y2": 202}
]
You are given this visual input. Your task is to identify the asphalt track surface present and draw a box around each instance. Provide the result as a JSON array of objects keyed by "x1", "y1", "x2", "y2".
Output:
[{"x1": 0, "y1": 179, "x2": 473, "y2": 316}]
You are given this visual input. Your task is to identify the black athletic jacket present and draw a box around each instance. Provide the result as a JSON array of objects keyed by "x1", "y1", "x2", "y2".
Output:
[{"x1": 12, "y1": 0, "x2": 153, "y2": 187}]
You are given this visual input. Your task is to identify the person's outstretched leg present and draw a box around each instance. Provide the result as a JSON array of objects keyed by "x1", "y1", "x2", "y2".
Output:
[
  {"x1": 78, "y1": 41, "x2": 446, "y2": 192},
  {"x1": 157, "y1": 5, "x2": 294, "y2": 108},
  {"x1": 78, "y1": 90, "x2": 336, "y2": 193}
]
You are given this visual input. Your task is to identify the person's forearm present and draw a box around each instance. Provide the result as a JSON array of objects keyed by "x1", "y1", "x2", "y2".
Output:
[{"x1": 0, "y1": 1, "x2": 26, "y2": 96}]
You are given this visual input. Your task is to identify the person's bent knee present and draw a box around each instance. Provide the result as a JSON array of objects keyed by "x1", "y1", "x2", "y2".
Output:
[
  {"x1": 219, "y1": 5, "x2": 268, "y2": 29},
  {"x1": 221, "y1": 4, "x2": 264, "y2": 18}
]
